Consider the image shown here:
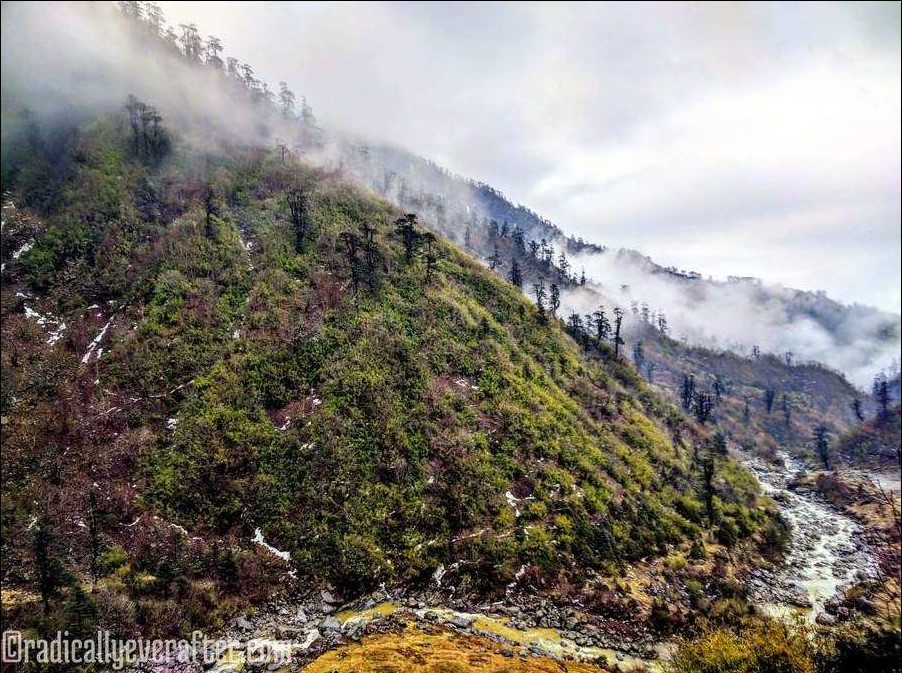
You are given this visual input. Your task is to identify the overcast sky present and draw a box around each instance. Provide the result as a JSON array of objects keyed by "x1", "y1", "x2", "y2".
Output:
[{"x1": 156, "y1": 1, "x2": 901, "y2": 313}]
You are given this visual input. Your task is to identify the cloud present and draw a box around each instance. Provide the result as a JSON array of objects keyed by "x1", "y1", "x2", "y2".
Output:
[
  {"x1": 562, "y1": 248, "x2": 900, "y2": 388},
  {"x1": 150, "y1": 1, "x2": 900, "y2": 313}
]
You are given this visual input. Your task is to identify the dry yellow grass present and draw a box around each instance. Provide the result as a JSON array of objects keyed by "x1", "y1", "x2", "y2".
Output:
[
  {"x1": 302, "y1": 623, "x2": 610, "y2": 673},
  {"x1": 0, "y1": 587, "x2": 41, "y2": 606}
]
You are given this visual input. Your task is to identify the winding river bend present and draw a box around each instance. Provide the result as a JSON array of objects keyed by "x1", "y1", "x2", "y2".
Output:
[{"x1": 744, "y1": 452, "x2": 880, "y2": 621}]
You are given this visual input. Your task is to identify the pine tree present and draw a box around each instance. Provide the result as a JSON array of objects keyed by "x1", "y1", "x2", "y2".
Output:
[
  {"x1": 394, "y1": 213, "x2": 419, "y2": 263},
  {"x1": 508, "y1": 259, "x2": 523, "y2": 289}
]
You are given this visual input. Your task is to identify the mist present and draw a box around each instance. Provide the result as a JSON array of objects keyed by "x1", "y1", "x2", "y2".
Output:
[
  {"x1": 2, "y1": 1, "x2": 899, "y2": 390},
  {"x1": 562, "y1": 248, "x2": 900, "y2": 388},
  {"x1": 151, "y1": 1, "x2": 901, "y2": 314},
  {"x1": 1, "y1": 2, "x2": 303, "y2": 156}
]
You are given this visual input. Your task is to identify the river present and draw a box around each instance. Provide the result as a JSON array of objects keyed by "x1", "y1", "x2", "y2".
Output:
[{"x1": 743, "y1": 451, "x2": 881, "y2": 621}]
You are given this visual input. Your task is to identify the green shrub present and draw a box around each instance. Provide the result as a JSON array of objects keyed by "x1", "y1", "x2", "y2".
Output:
[{"x1": 669, "y1": 619, "x2": 816, "y2": 673}]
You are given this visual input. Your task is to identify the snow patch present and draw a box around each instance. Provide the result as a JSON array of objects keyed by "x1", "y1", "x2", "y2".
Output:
[
  {"x1": 252, "y1": 528, "x2": 291, "y2": 562},
  {"x1": 23, "y1": 305, "x2": 67, "y2": 345},
  {"x1": 47, "y1": 322, "x2": 67, "y2": 345},
  {"x1": 156, "y1": 517, "x2": 189, "y2": 537},
  {"x1": 166, "y1": 417, "x2": 179, "y2": 430},
  {"x1": 505, "y1": 491, "x2": 521, "y2": 517},
  {"x1": 507, "y1": 564, "x2": 529, "y2": 591},
  {"x1": 81, "y1": 315, "x2": 116, "y2": 364},
  {"x1": 12, "y1": 239, "x2": 34, "y2": 259}
]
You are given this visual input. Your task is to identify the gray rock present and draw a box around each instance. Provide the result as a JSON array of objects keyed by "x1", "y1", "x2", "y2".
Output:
[
  {"x1": 236, "y1": 616, "x2": 253, "y2": 631},
  {"x1": 815, "y1": 612, "x2": 837, "y2": 626},
  {"x1": 451, "y1": 615, "x2": 475, "y2": 629},
  {"x1": 294, "y1": 628, "x2": 321, "y2": 650},
  {"x1": 786, "y1": 591, "x2": 813, "y2": 608},
  {"x1": 277, "y1": 626, "x2": 301, "y2": 640},
  {"x1": 320, "y1": 616, "x2": 342, "y2": 632}
]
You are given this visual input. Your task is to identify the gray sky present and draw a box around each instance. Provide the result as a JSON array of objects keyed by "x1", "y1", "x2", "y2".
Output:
[{"x1": 157, "y1": 1, "x2": 901, "y2": 313}]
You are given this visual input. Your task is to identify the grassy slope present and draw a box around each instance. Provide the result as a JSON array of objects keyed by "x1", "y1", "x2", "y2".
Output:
[
  {"x1": 639, "y1": 325, "x2": 862, "y2": 458},
  {"x1": 0, "y1": 116, "x2": 769, "y2": 636},
  {"x1": 464, "y1": 222, "x2": 867, "y2": 466}
]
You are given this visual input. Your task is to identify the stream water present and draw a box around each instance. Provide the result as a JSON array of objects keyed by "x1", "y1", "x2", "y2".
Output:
[{"x1": 744, "y1": 452, "x2": 880, "y2": 621}]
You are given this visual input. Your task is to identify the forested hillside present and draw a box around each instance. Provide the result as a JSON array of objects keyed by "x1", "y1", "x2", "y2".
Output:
[{"x1": 1, "y1": 4, "x2": 898, "y2": 671}]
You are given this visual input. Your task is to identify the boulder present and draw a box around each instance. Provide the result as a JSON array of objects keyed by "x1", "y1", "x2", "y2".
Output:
[
  {"x1": 319, "y1": 616, "x2": 342, "y2": 632},
  {"x1": 451, "y1": 615, "x2": 475, "y2": 629},
  {"x1": 815, "y1": 612, "x2": 837, "y2": 626}
]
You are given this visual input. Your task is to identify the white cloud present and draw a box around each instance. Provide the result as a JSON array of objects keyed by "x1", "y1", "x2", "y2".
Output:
[
  {"x1": 150, "y1": 2, "x2": 900, "y2": 312},
  {"x1": 6, "y1": 1, "x2": 900, "y2": 313}
]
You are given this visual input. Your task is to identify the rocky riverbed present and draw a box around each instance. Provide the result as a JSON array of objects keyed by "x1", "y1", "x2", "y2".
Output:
[
  {"x1": 744, "y1": 452, "x2": 880, "y2": 622},
  {"x1": 193, "y1": 589, "x2": 665, "y2": 673}
]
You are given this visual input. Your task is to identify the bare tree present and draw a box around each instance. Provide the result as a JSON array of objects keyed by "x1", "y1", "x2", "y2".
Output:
[
  {"x1": 394, "y1": 213, "x2": 419, "y2": 263},
  {"x1": 488, "y1": 244, "x2": 502, "y2": 270},
  {"x1": 205, "y1": 36, "x2": 224, "y2": 68},
  {"x1": 508, "y1": 259, "x2": 523, "y2": 289},
  {"x1": 764, "y1": 387, "x2": 776, "y2": 414},
  {"x1": 533, "y1": 280, "x2": 547, "y2": 319},
  {"x1": 339, "y1": 231, "x2": 361, "y2": 294},
  {"x1": 278, "y1": 81, "x2": 296, "y2": 117},
  {"x1": 422, "y1": 232, "x2": 439, "y2": 285},
  {"x1": 202, "y1": 182, "x2": 218, "y2": 238}
]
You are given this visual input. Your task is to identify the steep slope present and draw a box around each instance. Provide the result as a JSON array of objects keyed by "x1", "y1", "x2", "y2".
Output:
[
  {"x1": 0, "y1": 113, "x2": 770, "y2": 638},
  {"x1": 335, "y1": 135, "x2": 900, "y2": 390},
  {"x1": 452, "y1": 219, "x2": 877, "y2": 463},
  {"x1": 834, "y1": 406, "x2": 902, "y2": 469}
]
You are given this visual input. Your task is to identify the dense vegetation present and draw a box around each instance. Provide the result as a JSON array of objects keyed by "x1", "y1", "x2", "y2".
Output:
[
  {"x1": 0, "y1": 110, "x2": 777, "y2": 637},
  {"x1": 1, "y1": 6, "x2": 898, "y2": 671}
]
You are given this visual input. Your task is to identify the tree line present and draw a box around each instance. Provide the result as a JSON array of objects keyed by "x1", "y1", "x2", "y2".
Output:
[{"x1": 117, "y1": 1, "x2": 314, "y2": 123}]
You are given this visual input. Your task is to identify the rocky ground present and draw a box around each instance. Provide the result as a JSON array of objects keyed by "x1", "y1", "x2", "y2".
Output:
[
  {"x1": 129, "y1": 453, "x2": 896, "y2": 673},
  {"x1": 132, "y1": 585, "x2": 667, "y2": 673},
  {"x1": 744, "y1": 452, "x2": 883, "y2": 624}
]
